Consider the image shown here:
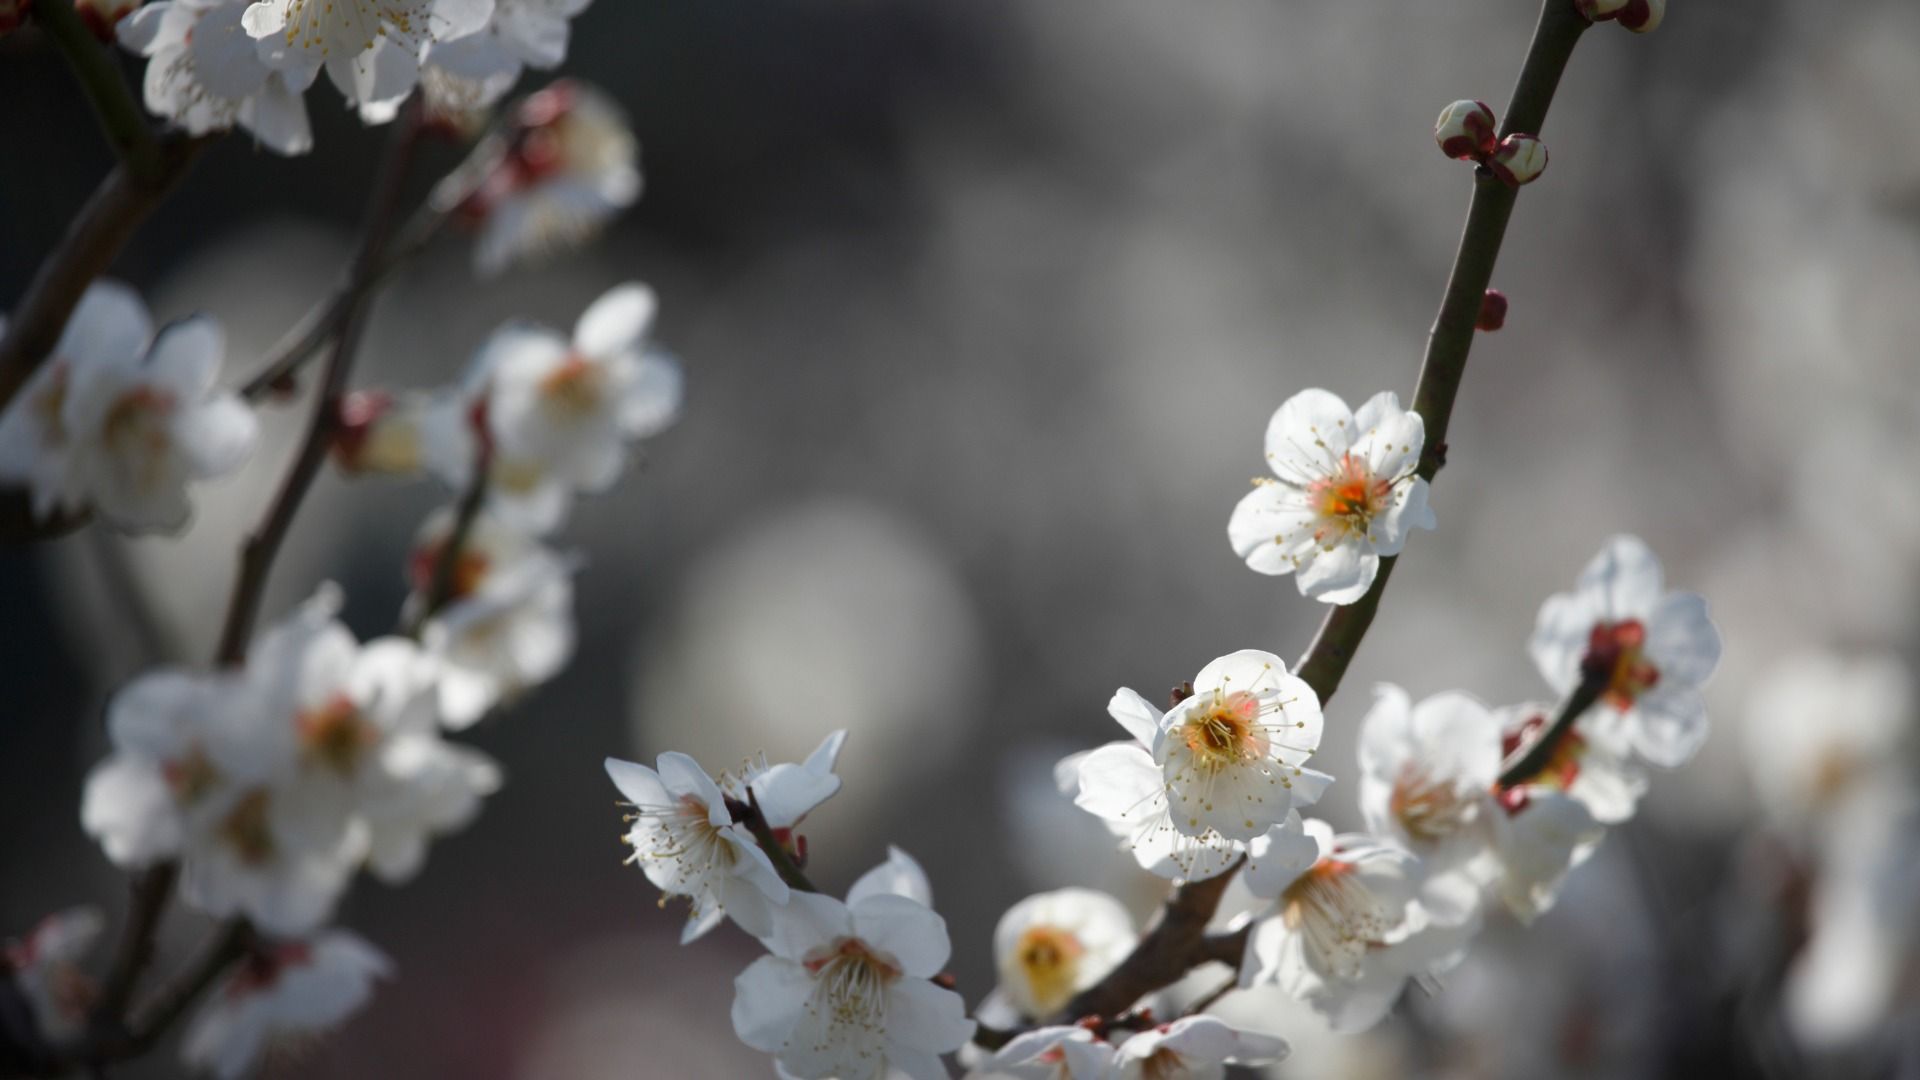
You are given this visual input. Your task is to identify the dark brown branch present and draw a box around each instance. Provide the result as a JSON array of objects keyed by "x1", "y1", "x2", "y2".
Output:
[
  {"x1": 88, "y1": 864, "x2": 176, "y2": 1027},
  {"x1": 1496, "y1": 654, "x2": 1610, "y2": 788},
  {"x1": 734, "y1": 791, "x2": 818, "y2": 894}
]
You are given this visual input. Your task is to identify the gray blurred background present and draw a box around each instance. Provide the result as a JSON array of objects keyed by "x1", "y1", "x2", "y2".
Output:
[{"x1": 5, "y1": 0, "x2": 1920, "y2": 1076}]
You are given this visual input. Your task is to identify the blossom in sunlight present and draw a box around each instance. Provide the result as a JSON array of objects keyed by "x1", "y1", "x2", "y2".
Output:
[
  {"x1": 0, "y1": 281, "x2": 257, "y2": 533},
  {"x1": 982, "y1": 1025, "x2": 1114, "y2": 1080},
  {"x1": 1477, "y1": 709, "x2": 1620, "y2": 925},
  {"x1": 416, "y1": 0, "x2": 592, "y2": 114},
  {"x1": 991, "y1": 888, "x2": 1135, "y2": 1020},
  {"x1": 181, "y1": 932, "x2": 391, "y2": 1079},
  {"x1": 5, "y1": 908, "x2": 104, "y2": 1045},
  {"x1": 1529, "y1": 534, "x2": 1722, "y2": 768},
  {"x1": 240, "y1": 0, "x2": 492, "y2": 116},
  {"x1": 1239, "y1": 816, "x2": 1467, "y2": 1032},
  {"x1": 1742, "y1": 651, "x2": 1913, "y2": 827},
  {"x1": 116, "y1": 0, "x2": 312, "y2": 155},
  {"x1": 1108, "y1": 1016, "x2": 1288, "y2": 1079},
  {"x1": 604, "y1": 752, "x2": 790, "y2": 943},
  {"x1": 732, "y1": 850, "x2": 974, "y2": 1080},
  {"x1": 427, "y1": 281, "x2": 681, "y2": 533},
  {"x1": 409, "y1": 508, "x2": 579, "y2": 727},
  {"x1": 435, "y1": 81, "x2": 641, "y2": 277},
  {"x1": 1067, "y1": 654, "x2": 1330, "y2": 883},
  {"x1": 1227, "y1": 388, "x2": 1434, "y2": 605}
]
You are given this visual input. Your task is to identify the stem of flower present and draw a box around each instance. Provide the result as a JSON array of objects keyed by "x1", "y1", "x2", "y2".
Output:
[
  {"x1": 974, "y1": 0, "x2": 1593, "y2": 1047},
  {"x1": 87, "y1": 864, "x2": 177, "y2": 1032},
  {"x1": 406, "y1": 449, "x2": 492, "y2": 638},
  {"x1": 33, "y1": 0, "x2": 160, "y2": 180},
  {"x1": 1495, "y1": 658, "x2": 1610, "y2": 788},
  {"x1": 736, "y1": 790, "x2": 819, "y2": 894},
  {"x1": 214, "y1": 102, "x2": 427, "y2": 665}
]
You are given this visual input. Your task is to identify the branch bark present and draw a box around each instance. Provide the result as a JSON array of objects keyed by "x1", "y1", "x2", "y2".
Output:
[
  {"x1": 34, "y1": 0, "x2": 160, "y2": 179},
  {"x1": 978, "y1": 0, "x2": 1593, "y2": 1045}
]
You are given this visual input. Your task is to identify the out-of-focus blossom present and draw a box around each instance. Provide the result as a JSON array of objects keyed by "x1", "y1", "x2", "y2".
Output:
[
  {"x1": 418, "y1": 0, "x2": 592, "y2": 114},
  {"x1": 981, "y1": 1025, "x2": 1113, "y2": 1080},
  {"x1": 1109, "y1": 1015, "x2": 1288, "y2": 1079},
  {"x1": 117, "y1": 0, "x2": 313, "y2": 155},
  {"x1": 1357, "y1": 685, "x2": 1500, "y2": 921},
  {"x1": 0, "y1": 281, "x2": 257, "y2": 533},
  {"x1": 427, "y1": 282, "x2": 681, "y2": 533},
  {"x1": 240, "y1": 0, "x2": 492, "y2": 117},
  {"x1": 991, "y1": 888, "x2": 1135, "y2": 1019},
  {"x1": 732, "y1": 851, "x2": 974, "y2": 1080},
  {"x1": 604, "y1": 752, "x2": 790, "y2": 943},
  {"x1": 1433, "y1": 99, "x2": 1496, "y2": 161},
  {"x1": 181, "y1": 932, "x2": 391, "y2": 1079},
  {"x1": 1742, "y1": 651, "x2": 1913, "y2": 828},
  {"x1": 1479, "y1": 737, "x2": 1608, "y2": 926},
  {"x1": 1529, "y1": 534, "x2": 1722, "y2": 768},
  {"x1": 1240, "y1": 816, "x2": 1464, "y2": 1032},
  {"x1": 1067, "y1": 653, "x2": 1329, "y2": 884},
  {"x1": 4, "y1": 908, "x2": 103, "y2": 1045},
  {"x1": 1228, "y1": 388, "x2": 1434, "y2": 605},
  {"x1": 331, "y1": 390, "x2": 433, "y2": 476},
  {"x1": 1488, "y1": 134, "x2": 1548, "y2": 187},
  {"x1": 409, "y1": 508, "x2": 578, "y2": 726},
  {"x1": 435, "y1": 81, "x2": 641, "y2": 277}
]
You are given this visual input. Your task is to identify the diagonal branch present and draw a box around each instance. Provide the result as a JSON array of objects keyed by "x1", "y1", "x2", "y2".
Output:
[{"x1": 34, "y1": 0, "x2": 160, "y2": 179}]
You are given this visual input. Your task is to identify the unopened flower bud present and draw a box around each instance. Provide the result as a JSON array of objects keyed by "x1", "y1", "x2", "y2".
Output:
[
  {"x1": 1434, "y1": 100, "x2": 1498, "y2": 161},
  {"x1": 1477, "y1": 289, "x2": 1508, "y2": 332},
  {"x1": 1616, "y1": 0, "x2": 1663, "y2": 32},
  {"x1": 332, "y1": 391, "x2": 425, "y2": 475},
  {"x1": 75, "y1": 0, "x2": 137, "y2": 39},
  {"x1": 1574, "y1": 0, "x2": 1629, "y2": 21},
  {"x1": 1489, "y1": 134, "x2": 1548, "y2": 187}
]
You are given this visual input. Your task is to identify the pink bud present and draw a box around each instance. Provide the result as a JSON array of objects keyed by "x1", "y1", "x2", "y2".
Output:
[
  {"x1": 1488, "y1": 134, "x2": 1548, "y2": 187},
  {"x1": 1434, "y1": 99, "x2": 1498, "y2": 162},
  {"x1": 1616, "y1": 0, "x2": 1663, "y2": 32},
  {"x1": 1476, "y1": 289, "x2": 1508, "y2": 332}
]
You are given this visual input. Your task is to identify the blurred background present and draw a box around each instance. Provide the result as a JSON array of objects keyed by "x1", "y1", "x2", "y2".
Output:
[{"x1": 4, "y1": 0, "x2": 1920, "y2": 1076}]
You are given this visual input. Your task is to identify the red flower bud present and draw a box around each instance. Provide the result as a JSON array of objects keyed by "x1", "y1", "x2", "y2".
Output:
[{"x1": 1476, "y1": 289, "x2": 1508, "y2": 332}]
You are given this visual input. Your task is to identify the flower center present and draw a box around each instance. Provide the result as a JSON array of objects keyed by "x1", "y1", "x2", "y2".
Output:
[
  {"x1": 298, "y1": 693, "x2": 378, "y2": 776},
  {"x1": 801, "y1": 937, "x2": 901, "y2": 1046},
  {"x1": 162, "y1": 747, "x2": 221, "y2": 806},
  {"x1": 1014, "y1": 926, "x2": 1085, "y2": 1015},
  {"x1": 218, "y1": 789, "x2": 276, "y2": 865},
  {"x1": 1389, "y1": 763, "x2": 1474, "y2": 843},
  {"x1": 1499, "y1": 711, "x2": 1585, "y2": 793},
  {"x1": 537, "y1": 354, "x2": 606, "y2": 418},
  {"x1": 1587, "y1": 619, "x2": 1659, "y2": 709},
  {"x1": 1179, "y1": 690, "x2": 1270, "y2": 769},
  {"x1": 409, "y1": 540, "x2": 490, "y2": 601},
  {"x1": 1140, "y1": 1046, "x2": 1191, "y2": 1080},
  {"x1": 1308, "y1": 453, "x2": 1388, "y2": 538},
  {"x1": 102, "y1": 386, "x2": 176, "y2": 474},
  {"x1": 1281, "y1": 859, "x2": 1392, "y2": 981},
  {"x1": 281, "y1": 0, "x2": 427, "y2": 57},
  {"x1": 225, "y1": 942, "x2": 313, "y2": 999}
]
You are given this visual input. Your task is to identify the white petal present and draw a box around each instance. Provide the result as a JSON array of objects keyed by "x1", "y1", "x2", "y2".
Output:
[
  {"x1": 1263, "y1": 388, "x2": 1354, "y2": 481},
  {"x1": 572, "y1": 282, "x2": 656, "y2": 358},
  {"x1": 850, "y1": 893, "x2": 951, "y2": 979},
  {"x1": 603, "y1": 757, "x2": 668, "y2": 806},
  {"x1": 1241, "y1": 812, "x2": 1319, "y2": 899},
  {"x1": 1579, "y1": 534, "x2": 1664, "y2": 620},
  {"x1": 886, "y1": 977, "x2": 976, "y2": 1055},
  {"x1": 847, "y1": 846, "x2": 933, "y2": 909},
  {"x1": 1296, "y1": 542, "x2": 1375, "y2": 604},
  {"x1": 1106, "y1": 686, "x2": 1163, "y2": 747},
  {"x1": 1646, "y1": 591, "x2": 1721, "y2": 689},
  {"x1": 730, "y1": 956, "x2": 811, "y2": 1053},
  {"x1": 1628, "y1": 691, "x2": 1710, "y2": 768}
]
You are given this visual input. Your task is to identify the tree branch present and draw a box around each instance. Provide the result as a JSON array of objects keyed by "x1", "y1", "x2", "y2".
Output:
[
  {"x1": 88, "y1": 864, "x2": 176, "y2": 1028},
  {"x1": 1496, "y1": 654, "x2": 1610, "y2": 788},
  {"x1": 34, "y1": 0, "x2": 160, "y2": 180},
  {"x1": 735, "y1": 791, "x2": 818, "y2": 894},
  {"x1": 977, "y1": 0, "x2": 1593, "y2": 1045}
]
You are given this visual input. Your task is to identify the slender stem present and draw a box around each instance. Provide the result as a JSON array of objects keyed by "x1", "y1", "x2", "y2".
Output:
[
  {"x1": 213, "y1": 102, "x2": 426, "y2": 664},
  {"x1": 89, "y1": 864, "x2": 176, "y2": 1027},
  {"x1": 118, "y1": 922, "x2": 252, "y2": 1053},
  {"x1": 737, "y1": 791, "x2": 818, "y2": 894},
  {"x1": 408, "y1": 459, "x2": 491, "y2": 636},
  {"x1": 976, "y1": 0, "x2": 1592, "y2": 1045},
  {"x1": 35, "y1": 0, "x2": 160, "y2": 180},
  {"x1": 0, "y1": 137, "x2": 207, "y2": 417},
  {"x1": 1496, "y1": 661, "x2": 1609, "y2": 788}
]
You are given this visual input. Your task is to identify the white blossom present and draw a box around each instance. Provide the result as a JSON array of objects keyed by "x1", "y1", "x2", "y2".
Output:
[
  {"x1": 240, "y1": 0, "x2": 493, "y2": 115},
  {"x1": 0, "y1": 281, "x2": 257, "y2": 533},
  {"x1": 1227, "y1": 388, "x2": 1435, "y2": 605},
  {"x1": 981, "y1": 1026, "x2": 1113, "y2": 1080},
  {"x1": 4, "y1": 908, "x2": 104, "y2": 1045},
  {"x1": 991, "y1": 888, "x2": 1135, "y2": 1020},
  {"x1": 604, "y1": 752, "x2": 791, "y2": 943},
  {"x1": 731, "y1": 850, "x2": 975, "y2": 1080},
  {"x1": 180, "y1": 931, "x2": 391, "y2": 1079},
  {"x1": 720, "y1": 729, "x2": 849, "y2": 833},
  {"x1": 1108, "y1": 1015, "x2": 1288, "y2": 1080},
  {"x1": 417, "y1": 0, "x2": 591, "y2": 113},
  {"x1": 1742, "y1": 651, "x2": 1913, "y2": 827},
  {"x1": 1529, "y1": 534, "x2": 1722, "y2": 767},
  {"x1": 116, "y1": 0, "x2": 312, "y2": 154},
  {"x1": 410, "y1": 508, "x2": 579, "y2": 727},
  {"x1": 426, "y1": 281, "x2": 681, "y2": 533},
  {"x1": 435, "y1": 81, "x2": 641, "y2": 277},
  {"x1": 1239, "y1": 817, "x2": 1466, "y2": 1032}
]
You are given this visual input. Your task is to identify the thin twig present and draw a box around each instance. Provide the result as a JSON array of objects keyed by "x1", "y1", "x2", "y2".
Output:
[
  {"x1": 214, "y1": 102, "x2": 428, "y2": 664},
  {"x1": 1496, "y1": 658, "x2": 1610, "y2": 788},
  {"x1": 88, "y1": 864, "x2": 177, "y2": 1030},
  {"x1": 406, "y1": 455, "x2": 491, "y2": 638},
  {"x1": 33, "y1": 0, "x2": 160, "y2": 179},
  {"x1": 975, "y1": 0, "x2": 1593, "y2": 1046}
]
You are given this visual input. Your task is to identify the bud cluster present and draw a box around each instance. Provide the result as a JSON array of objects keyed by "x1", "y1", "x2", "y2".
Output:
[{"x1": 1433, "y1": 100, "x2": 1548, "y2": 188}]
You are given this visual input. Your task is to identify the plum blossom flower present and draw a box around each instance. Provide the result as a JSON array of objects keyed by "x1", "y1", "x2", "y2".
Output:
[
  {"x1": 1476, "y1": 708, "x2": 1625, "y2": 925},
  {"x1": 426, "y1": 283, "x2": 681, "y2": 534},
  {"x1": 1067, "y1": 654, "x2": 1329, "y2": 883},
  {"x1": 408, "y1": 508, "x2": 579, "y2": 727},
  {"x1": 981, "y1": 1025, "x2": 1114, "y2": 1080},
  {"x1": 1108, "y1": 1015, "x2": 1288, "y2": 1079},
  {"x1": 116, "y1": 0, "x2": 312, "y2": 154},
  {"x1": 1529, "y1": 535, "x2": 1722, "y2": 768},
  {"x1": 1228, "y1": 388, "x2": 1435, "y2": 605},
  {"x1": 0, "y1": 281, "x2": 257, "y2": 533},
  {"x1": 604, "y1": 752, "x2": 790, "y2": 943},
  {"x1": 721, "y1": 729, "x2": 849, "y2": 833},
  {"x1": 991, "y1": 888, "x2": 1135, "y2": 1020},
  {"x1": 1742, "y1": 651, "x2": 1913, "y2": 827},
  {"x1": 180, "y1": 932, "x2": 391, "y2": 1079},
  {"x1": 731, "y1": 850, "x2": 974, "y2": 1080},
  {"x1": 417, "y1": 0, "x2": 591, "y2": 114},
  {"x1": 240, "y1": 0, "x2": 492, "y2": 116},
  {"x1": 1239, "y1": 816, "x2": 1465, "y2": 1032},
  {"x1": 4, "y1": 908, "x2": 104, "y2": 1045},
  {"x1": 435, "y1": 81, "x2": 641, "y2": 276}
]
